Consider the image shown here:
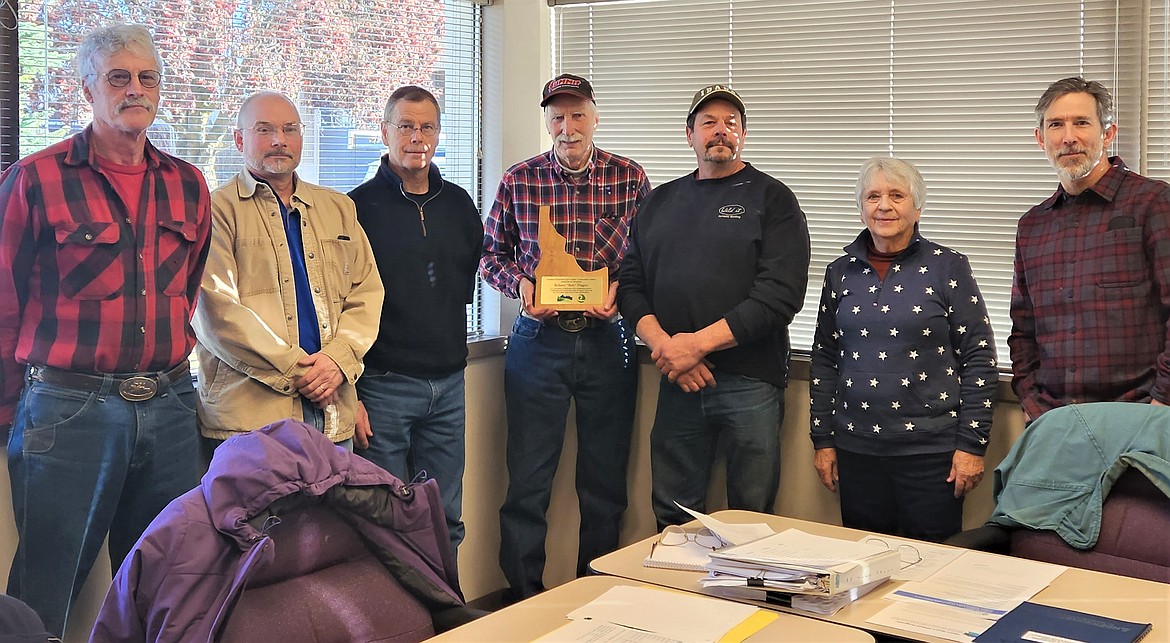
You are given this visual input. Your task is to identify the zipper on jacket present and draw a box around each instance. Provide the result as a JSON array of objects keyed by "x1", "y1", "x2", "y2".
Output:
[{"x1": 400, "y1": 180, "x2": 444, "y2": 239}]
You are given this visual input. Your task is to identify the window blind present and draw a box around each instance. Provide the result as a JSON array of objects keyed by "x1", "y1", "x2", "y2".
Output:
[
  {"x1": 12, "y1": 0, "x2": 484, "y2": 336},
  {"x1": 1149, "y1": 1, "x2": 1170, "y2": 180},
  {"x1": 553, "y1": 0, "x2": 1141, "y2": 368}
]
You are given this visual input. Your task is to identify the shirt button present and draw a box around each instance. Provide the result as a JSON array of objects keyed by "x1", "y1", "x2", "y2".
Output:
[
  {"x1": 287, "y1": 315, "x2": 294, "y2": 321},
  {"x1": 308, "y1": 252, "x2": 315, "y2": 259},
  {"x1": 322, "y1": 322, "x2": 329, "y2": 329},
  {"x1": 313, "y1": 287, "x2": 321, "y2": 293},
  {"x1": 125, "y1": 217, "x2": 131, "y2": 224},
  {"x1": 84, "y1": 233, "x2": 93, "y2": 240},
  {"x1": 139, "y1": 326, "x2": 146, "y2": 334},
  {"x1": 140, "y1": 289, "x2": 147, "y2": 296}
]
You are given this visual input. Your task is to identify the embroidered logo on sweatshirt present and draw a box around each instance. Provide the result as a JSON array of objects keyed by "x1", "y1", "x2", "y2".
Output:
[{"x1": 718, "y1": 204, "x2": 745, "y2": 219}]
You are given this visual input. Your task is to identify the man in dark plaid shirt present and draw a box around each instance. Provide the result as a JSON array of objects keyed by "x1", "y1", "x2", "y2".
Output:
[
  {"x1": 481, "y1": 73, "x2": 650, "y2": 601},
  {"x1": 1010, "y1": 77, "x2": 1170, "y2": 422},
  {"x1": 0, "y1": 25, "x2": 210, "y2": 635}
]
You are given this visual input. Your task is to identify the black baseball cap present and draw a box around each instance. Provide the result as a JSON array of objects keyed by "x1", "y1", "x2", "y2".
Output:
[
  {"x1": 541, "y1": 74, "x2": 595, "y2": 107},
  {"x1": 688, "y1": 84, "x2": 746, "y2": 119}
]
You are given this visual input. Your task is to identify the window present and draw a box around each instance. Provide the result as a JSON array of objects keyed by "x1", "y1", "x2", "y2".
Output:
[
  {"x1": 0, "y1": 0, "x2": 16, "y2": 171},
  {"x1": 9, "y1": 0, "x2": 484, "y2": 336},
  {"x1": 553, "y1": 0, "x2": 1164, "y2": 368}
]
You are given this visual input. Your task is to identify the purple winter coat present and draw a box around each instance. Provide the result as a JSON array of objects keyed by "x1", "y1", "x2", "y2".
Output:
[{"x1": 89, "y1": 420, "x2": 463, "y2": 642}]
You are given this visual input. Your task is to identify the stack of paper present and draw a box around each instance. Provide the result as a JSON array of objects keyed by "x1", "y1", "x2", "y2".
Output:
[
  {"x1": 534, "y1": 585, "x2": 777, "y2": 643},
  {"x1": 701, "y1": 528, "x2": 902, "y2": 596}
]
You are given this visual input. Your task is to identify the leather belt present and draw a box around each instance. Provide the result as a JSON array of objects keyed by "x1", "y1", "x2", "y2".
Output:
[
  {"x1": 555, "y1": 311, "x2": 603, "y2": 333},
  {"x1": 28, "y1": 362, "x2": 190, "y2": 402}
]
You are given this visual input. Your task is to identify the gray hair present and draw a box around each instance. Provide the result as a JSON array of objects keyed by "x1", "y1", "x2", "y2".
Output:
[
  {"x1": 855, "y1": 156, "x2": 927, "y2": 212},
  {"x1": 76, "y1": 24, "x2": 164, "y2": 88},
  {"x1": 1034, "y1": 77, "x2": 1115, "y2": 128},
  {"x1": 383, "y1": 85, "x2": 442, "y2": 124}
]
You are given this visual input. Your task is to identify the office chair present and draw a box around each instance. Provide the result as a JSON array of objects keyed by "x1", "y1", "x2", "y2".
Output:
[
  {"x1": 91, "y1": 419, "x2": 480, "y2": 642},
  {"x1": 946, "y1": 403, "x2": 1170, "y2": 583}
]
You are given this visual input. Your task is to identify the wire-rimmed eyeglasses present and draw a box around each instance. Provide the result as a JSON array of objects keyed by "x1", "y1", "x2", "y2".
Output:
[
  {"x1": 864, "y1": 537, "x2": 923, "y2": 569},
  {"x1": 385, "y1": 121, "x2": 439, "y2": 138},
  {"x1": 659, "y1": 526, "x2": 727, "y2": 550},
  {"x1": 98, "y1": 69, "x2": 162, "y2": 88}
]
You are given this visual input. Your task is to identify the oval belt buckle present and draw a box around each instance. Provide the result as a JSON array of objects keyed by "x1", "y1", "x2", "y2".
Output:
[
  {"x1": 558, "y1": 314, "x2": 588, "y2": 333},
  {"x1": 119, "y1": 376, "x2": 158, "y2": 402}
]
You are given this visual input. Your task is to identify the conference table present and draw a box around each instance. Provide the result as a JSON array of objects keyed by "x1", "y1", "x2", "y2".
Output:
[
  {"x1": 430, "y1": 575, "x2": 875, "y2": 641},
  {"x1": 590, "y1": 510, "x2": 1170, "y2": 643}
]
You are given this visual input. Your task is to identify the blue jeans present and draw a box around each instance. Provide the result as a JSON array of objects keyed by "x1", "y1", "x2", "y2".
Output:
[
  {"x1": 7, "y1": 369, "x2": 200, "y2": 636},
  {"x1": 499, "y1": 315, "x2": 637, "y2": 599},
  {"x1": 650, "y1": 373, "x2": 783, "y2": 530},
  {"x1": 836, "y1": 449, "x2": 963, "y2": 542},
  {"x1": 357, "y1": 368, "x2": 466, "y2": 552}
]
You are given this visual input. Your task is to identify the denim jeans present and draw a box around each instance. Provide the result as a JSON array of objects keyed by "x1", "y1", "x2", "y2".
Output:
[
  {"x1": 499, "y1": 315, "x2": 637, "y2": 600},
  {"x1": 836, "y1": 448, "x2": 964, "y2": 542},
  {"x1": 650, "y1": 372, "x2": 783, "y2": 530},
  {"x1": 357, "y1": 368, "x2": 466, "y2": 551},
  {"x1": 6, "y1": 369, "x2": 200, "y2": 636}
]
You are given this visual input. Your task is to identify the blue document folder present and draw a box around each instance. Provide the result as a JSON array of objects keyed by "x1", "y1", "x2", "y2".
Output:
[{"x1": 975, "y1": 601, "x2": 1151, "y2": 643}]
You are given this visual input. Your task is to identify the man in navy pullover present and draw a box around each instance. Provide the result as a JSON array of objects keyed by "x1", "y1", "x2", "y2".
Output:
[
  {"x1": 349, "y1": 85, "x2": 483, "y2": 553},
  {"x1": 619, "y1": 85, "x2": 810, "y2": 528}
]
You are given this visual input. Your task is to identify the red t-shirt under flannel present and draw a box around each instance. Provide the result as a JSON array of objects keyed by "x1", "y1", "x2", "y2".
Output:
[
  {"x1": 0, "y1": 126, "x2": 212, "y2": 424},
  {"x1": 1009, "y1": 157, "x2": 1170, "y2": 419},
  {"x1": 481, "y1": 148, "x2": 650, "y2": 297}
]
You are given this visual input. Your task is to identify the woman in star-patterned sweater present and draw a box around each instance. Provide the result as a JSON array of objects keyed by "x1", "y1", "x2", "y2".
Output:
[{"x1": 809, "y1": 157, "x2": 998, "y2": 542}]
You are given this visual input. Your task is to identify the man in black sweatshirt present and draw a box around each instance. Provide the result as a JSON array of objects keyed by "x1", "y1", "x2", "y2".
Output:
[
  {"x1": 619, "y1": 85, "x2": 810, "y2": 528},
  {"x1": 348, "y1": 86, "x2": 483, "y2": 553}
]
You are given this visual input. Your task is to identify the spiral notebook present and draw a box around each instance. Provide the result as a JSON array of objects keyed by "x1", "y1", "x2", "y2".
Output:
[{"x1": 643, "y1": 539, "x2": 717, "y2": 572}]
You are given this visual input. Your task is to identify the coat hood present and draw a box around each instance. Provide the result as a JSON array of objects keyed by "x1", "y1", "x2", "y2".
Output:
[{"x1": 202, "y1": 419, "x2": 411, "y2": 549}]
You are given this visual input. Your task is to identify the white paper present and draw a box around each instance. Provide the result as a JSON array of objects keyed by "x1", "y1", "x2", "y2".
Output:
[
  {"x1": 564, "y1": 585, "x2": 761, "y2": 643},
  {"x1": 853, "y1": 534, "x2": 966, "y2": 582},
  {"x1": 535, "y1": 620, "x2": 682, "y2": 643},
  {"x1": 676, "y1": 502, "x2": 774, "y2": 546},
  {"x1": 884, "y1": 550, "x2": 1066, "y2": 616},
  {"x1": 712, "y1": 528, "x2": 890, "y2": 569},
  {"x1": 867, "y1": 600, "x2": 997, "y2": 643}
]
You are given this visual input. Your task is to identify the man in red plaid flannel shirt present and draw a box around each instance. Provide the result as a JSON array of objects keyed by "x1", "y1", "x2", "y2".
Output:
[
  {"x1": 1011, "y1": 77, "x2": 1170, "y2": 421},
  {"x1": 481, "y1": 73, "x2": 650, "y2": 602},
  {"x1": 0, "y1": 24, "x2": 210, "y2": 636}
]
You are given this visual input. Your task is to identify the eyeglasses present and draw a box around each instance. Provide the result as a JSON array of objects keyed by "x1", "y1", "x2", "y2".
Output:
[
  {"x1": 245, "y1": 123, "x2": 306, "y2": 138},
  {"x1": 864, "y1": 537, "x2": 923, "y2": 569},
  {"x1": 863, "y1": 191, "x2": 909, "y2": 205},
  {"x1": 386, "y1": 121, "x2": 439, "y2": 137},
  {"x1": 100, "y1": 69, "x2": 162, "y2": 88},
  {"x1": 659, "y1": 526, "x2": 727, "y2": 550}
]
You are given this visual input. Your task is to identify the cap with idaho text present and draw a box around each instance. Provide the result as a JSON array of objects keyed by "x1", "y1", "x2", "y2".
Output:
[{"x1": 688, "y1": 84, "x2": 746, "y2": 119}]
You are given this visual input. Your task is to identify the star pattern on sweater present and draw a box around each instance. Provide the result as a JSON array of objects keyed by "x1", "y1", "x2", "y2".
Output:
[{"x1": 812, "y1": 241, "x2": 997, "y2": 452}]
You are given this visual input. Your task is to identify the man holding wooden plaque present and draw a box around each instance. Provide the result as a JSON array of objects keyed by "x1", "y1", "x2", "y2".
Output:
[{"x1": 481, "y1": 73, "x2": 651, "y2": 602}]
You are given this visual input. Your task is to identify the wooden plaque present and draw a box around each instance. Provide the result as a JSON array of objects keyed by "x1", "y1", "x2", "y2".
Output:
[{"x1": 533, "y1": 205, "x2": 609, "y2": 311}]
